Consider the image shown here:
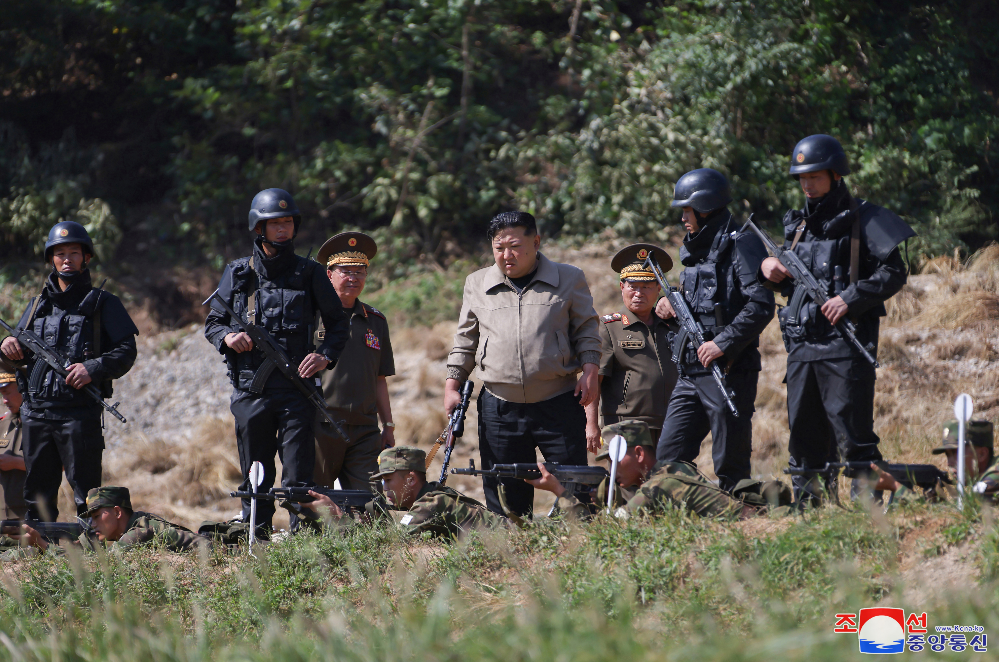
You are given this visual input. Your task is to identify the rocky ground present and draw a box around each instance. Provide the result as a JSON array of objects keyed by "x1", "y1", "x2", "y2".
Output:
[{"x1": 15, "y1": 242, "x2": 997, "y2": 532}]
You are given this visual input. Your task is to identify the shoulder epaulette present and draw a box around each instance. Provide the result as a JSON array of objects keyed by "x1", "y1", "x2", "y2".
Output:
[
  {"x1": 365, "y1": 304, "x2": 386, "y2": 320},
  {"x1": 601, "y1": 313, "x2": 623, "y2": 324}
]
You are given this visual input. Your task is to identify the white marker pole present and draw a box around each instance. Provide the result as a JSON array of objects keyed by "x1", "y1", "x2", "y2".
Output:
[
  {"x1": 953, "y1": 394, "x2": 973, "y2": 508},
  {"x1": 248, "y1": 461, "x2": 264, "y2": 547},
  {"x1": 607, "y1": 435, "x2": 628, "y2": 511}
]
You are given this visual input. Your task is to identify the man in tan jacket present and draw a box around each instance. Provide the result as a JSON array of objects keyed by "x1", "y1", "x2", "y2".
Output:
[{"x1": 444, "y1": 211, "x2": 601, "y2": 516}]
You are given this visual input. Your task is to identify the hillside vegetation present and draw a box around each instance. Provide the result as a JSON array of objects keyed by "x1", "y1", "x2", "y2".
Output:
[{"x1": 1, "y1": 1, "x2": 996, "y2": 328}]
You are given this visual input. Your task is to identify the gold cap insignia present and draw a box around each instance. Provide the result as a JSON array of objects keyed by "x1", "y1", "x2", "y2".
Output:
[
  {"x1": 278, "y1": 200, "x2": 287, "y2": 209},
  {"x1": 59, "y1": 228, "x2": 69, "y2": 237},
  {"x1": 796, "y1": 152, "x2": 805, "y2": 163},
  {"x1": 348, "y1": 238, "x2": 357, "y2": 247},
  {"x1": 637, "y1": 249, "x2": 649, "y2": 259}
]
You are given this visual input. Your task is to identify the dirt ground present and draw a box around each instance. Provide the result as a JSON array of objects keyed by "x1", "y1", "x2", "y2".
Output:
[{"x1": 9, "y1": 242, "x2": 996, "y2": 533}]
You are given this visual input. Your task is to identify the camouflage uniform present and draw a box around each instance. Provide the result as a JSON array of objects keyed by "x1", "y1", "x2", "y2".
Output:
[
  {"x1": 0, "y1": 364, "x2": 27, "y2": 521},
  {"x1": 558, "y1": 420, "x2": 775, "y2": 520},
  {"x1": 78, "y1": 486, "x2": 207, "y2": 552},
  {"x1": 370, "y1": 446, "x2": 509, "y2": 538},
  {"x1": 894, "y1": 420, "x2": 998, "y2": 505}
]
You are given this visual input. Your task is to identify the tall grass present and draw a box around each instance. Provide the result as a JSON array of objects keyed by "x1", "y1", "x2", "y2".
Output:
[{"x1": 0, "y1": 499, "x2": 995, "y2": 661}]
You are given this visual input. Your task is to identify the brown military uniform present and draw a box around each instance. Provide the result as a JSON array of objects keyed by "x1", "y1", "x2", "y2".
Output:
[
  {"x1": 0, "y1": 411, "x2": 27, "y2": 520},
  {"x1": 314, "y1": 300, "x2": 395, "y2": 489},
  {"x1": 598, "y1": 311, "x2": 677, "y2": 438}
]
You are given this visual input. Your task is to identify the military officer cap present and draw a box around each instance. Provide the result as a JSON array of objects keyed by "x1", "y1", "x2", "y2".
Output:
[
  {"x1": 0, "y1": 358, "x2": 18, "y2": 386},
  {"x1": 82, "y1": 486, "x2": 133, "y2": 516},
  {"x1": 932, "y1": 420, "x2": 995, "y2": 454},
  {"x1": 317, "y1": 231, "x2": 378, "y2": 270},
  {"x1": 610, "y1": 244, "x2": 672, "y2": 282},
  {"x1": 595, "y1": 419, "x2": 656, "y2": 460},
  {"x1": 371, "y1": 446, "x2": 427, "y2": 479}
]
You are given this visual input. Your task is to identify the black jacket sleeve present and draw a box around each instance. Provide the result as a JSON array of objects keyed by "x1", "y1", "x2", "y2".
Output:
[
  {"x1": 204, "y1": 265, "x2": 237, "y2": 354},
  {"x1": 713, "y1": 258, "x2": 775, "y2": 361},
  {"x1": 839, "y1": 246, "x2": 907, "y2": 317},
  {"x1": 83, "y1": 295, "x2": 139, "y2": 381},
  {"x1": 311, "y1": 264, "x2": 348, "y2": 365}
]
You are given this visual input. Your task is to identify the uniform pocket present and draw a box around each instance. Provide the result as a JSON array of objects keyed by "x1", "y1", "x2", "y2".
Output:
[{"x1": 555, "y1": 330, "x2": 570, "y2": 367}]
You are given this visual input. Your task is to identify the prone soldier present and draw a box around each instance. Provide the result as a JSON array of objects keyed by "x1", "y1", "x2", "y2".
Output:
[
  {"x1": 16, "y1": 486, "x2": 206, "y2": 553},
  {"x1": 204, "y1": 189, "x2": 349, "y2": 534},
  {"x1": 654, "y1": 169, "x2": 775, "y2": 491},
  {"x1": 873, "y1": 420, "x2": 998, "y2": 504},
  {"x1": 313, "y1": 232, "x2": 396, "y2": 490},
  {"x1": 301, "y1": 446, "x2": 508, "y2": 538},
  {"x1": 0, "y1": 362, "x2": 27, "y2": 520},
  {"x1": 585, "y1": 244, "x2": 678, "y2": 452},
  {"x1": 1, "y1": 221, "x2": 138, "y2": 520},
  {"x1": 759, "y1": 135, "x2": 913, "y2": 501},
  {"x1": 529, "y1": 420, "x2": 792, "y2": 520}
]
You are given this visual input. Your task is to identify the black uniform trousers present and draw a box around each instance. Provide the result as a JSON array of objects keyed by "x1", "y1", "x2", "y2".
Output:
[
  {"x1": 231, "y1": 388, "x2": 316, "y2": 529},
  {"x1": 477, "y1": 388, "x2": 588, "y2": 517},
  {"x1": 21, "y1": 415, "x2": 104, "y2": 521},
  {"x1": 656, "y1": 369, "x2": 757, "y2": 492},
  {"x1": 785, "y1": 358, "x2": 881, "y2": 498}
]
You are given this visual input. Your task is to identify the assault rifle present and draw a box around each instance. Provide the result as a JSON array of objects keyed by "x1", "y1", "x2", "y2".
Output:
[
  {"x1": 230, "y1": 487, "x2": 376, "y2": 521},
  {"x1": 428, "y1": 380, "x2": 474, "y2": 485},
  {"x1": 0, "y1": 317, "x2": 128, "y2": 424},
  {"x1": 1, "y1": 517, "x2": 93, "y2": 543},
  {"x1": 743, "y1": 218, "x2": 879, "y2": 368},
  {"x1": 204, "y1": 290, "x2": 348, "y2": 441},
  {"x1": 784, "y1": 462, "x2": 951, "y2": 503},
  {"x1": 641, "y1": 253, "x2": 739, "y2": 417},
  {"x1": 452, "y1": 460, "x2": 609, "y2": 502}
]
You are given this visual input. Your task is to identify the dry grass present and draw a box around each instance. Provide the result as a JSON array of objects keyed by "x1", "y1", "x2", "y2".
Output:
[{"x1": 100, "y1": 239, "x2": 997, "y2": 529}]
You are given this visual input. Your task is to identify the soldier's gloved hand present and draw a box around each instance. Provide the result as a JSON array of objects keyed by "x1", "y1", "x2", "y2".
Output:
[
  {"x1": 224, "y1": 332, "x2": 254, "y2": 353},
  {"x1": 65, "y1": 363, "x2": 92, "y2": 389},
  {"x1": 760, "y1": 257, "x2": 790, "y2": 283},
  {"x1": 654, "y1": 297, "x2": 675, "y2": 320},
  {"x1": 1, "y1": 337, "x2": 24, "y2": 361},
  {"x1": 524, "y1": 462, "x2": 565, "y2": 497}
]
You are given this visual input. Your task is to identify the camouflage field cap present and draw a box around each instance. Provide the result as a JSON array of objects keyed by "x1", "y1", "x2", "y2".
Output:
[
  {"x1": 932, "y1": 420, "x2": 995, "y2": 454},
  {"x1": 596, "y1": 419, "x2": 655, "y2": 460},
  {"x1": 82, "y1": 486, "x2": 133, "y2": 516},
  {"x1": 371, "y1": 446, "x2": 427, "y2": 479}
]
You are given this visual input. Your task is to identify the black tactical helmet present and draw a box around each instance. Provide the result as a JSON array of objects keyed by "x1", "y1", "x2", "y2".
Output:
[
  {"x1": 248, "y1": 188, "x2": 301, "y2": 233},
  {"x1": 670, "y1": 168, "x2": 732, "y2": 214},
  {"x1": 44, "y1": 221, "x2": 94, "y2": 261},
  {"x1": 788, "y1": 134, "x2": 851, "y2": 177}
]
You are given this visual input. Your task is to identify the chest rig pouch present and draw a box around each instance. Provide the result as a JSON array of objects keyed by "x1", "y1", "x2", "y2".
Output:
[
  {"x1": 777, "y1": 237, "x2": 849, "y2": 349},
  {"x1": 26, "y1": 287, "x2": 107, "y2": 404},
  {"x1": 671, "y1": 232, "x2": 730, "y2": 369},
  {"x1": 234, "y1": 256, "x2": 314, "y2": 392}
]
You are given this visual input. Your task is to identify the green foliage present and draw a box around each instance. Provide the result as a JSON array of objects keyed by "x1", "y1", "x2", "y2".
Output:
[{"x1": 0, "y1": 0, "x2": 995, "y2": 275}]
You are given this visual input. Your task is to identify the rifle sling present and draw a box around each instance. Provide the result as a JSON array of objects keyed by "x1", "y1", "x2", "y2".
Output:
[{"x1": 849, "y1": 196, "x2": 861, "y2": 286}]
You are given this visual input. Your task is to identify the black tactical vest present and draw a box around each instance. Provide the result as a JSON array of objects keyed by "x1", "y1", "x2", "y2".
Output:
[
  {"x1": 24, "y1": 287, "x2": 111, "y2": 408},
  {"x1": 228, "y1": 254, "x2": 317, "y2": 391}
]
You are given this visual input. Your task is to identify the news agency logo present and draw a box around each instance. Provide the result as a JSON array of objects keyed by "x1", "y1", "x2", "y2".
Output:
[{"x1": 834, "y1": 608, "x2": 987, "y2": 654}]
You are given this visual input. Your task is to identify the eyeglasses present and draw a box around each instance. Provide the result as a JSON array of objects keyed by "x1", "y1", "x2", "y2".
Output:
[{"x1": 336, "y1": 268, "x2": 367, "y2": 279}]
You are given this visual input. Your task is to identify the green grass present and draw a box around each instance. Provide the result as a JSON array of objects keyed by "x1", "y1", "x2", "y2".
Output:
[{"x1": 0, "y1": 501, "x2": 995, "y2": 661}]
